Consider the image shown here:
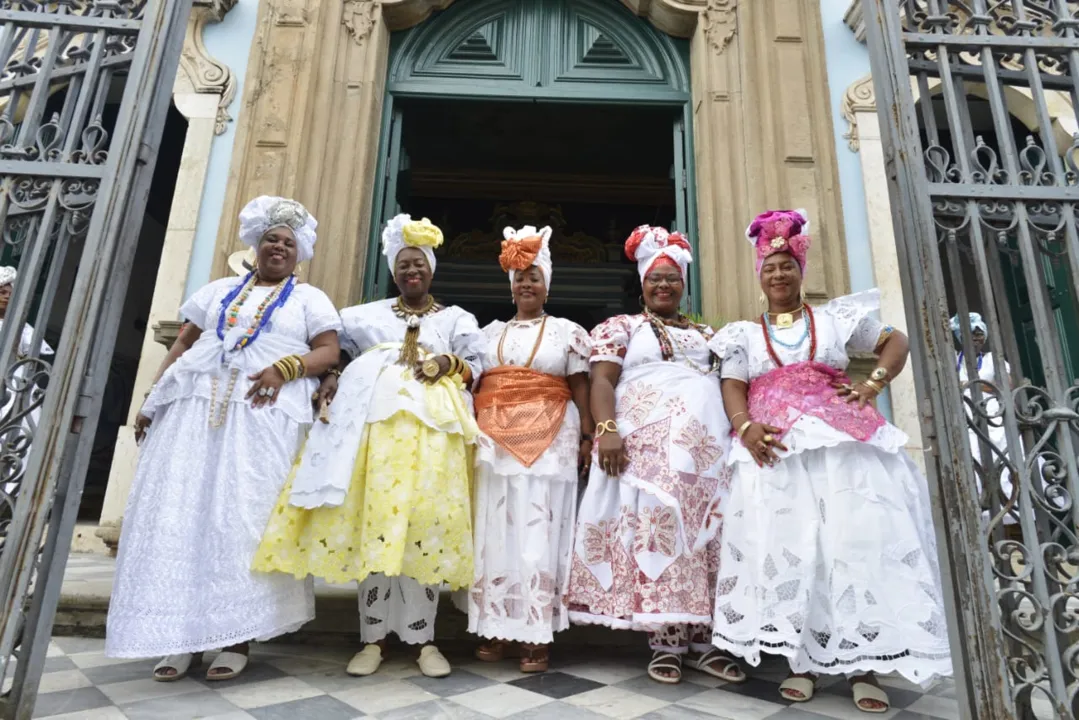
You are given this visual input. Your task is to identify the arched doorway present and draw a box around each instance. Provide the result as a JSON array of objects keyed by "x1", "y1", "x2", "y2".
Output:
[{"x1": 366, "y1": 0, "x2": 696, "y2": 328}]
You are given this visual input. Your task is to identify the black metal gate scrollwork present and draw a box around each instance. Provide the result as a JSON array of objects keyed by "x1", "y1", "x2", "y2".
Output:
[
  {"x1": 861, "y1": 0, "x2": 1079, "y2": 718},
  {"x1": 0, "y1": 0, "x2": 191, "y2": 717}
]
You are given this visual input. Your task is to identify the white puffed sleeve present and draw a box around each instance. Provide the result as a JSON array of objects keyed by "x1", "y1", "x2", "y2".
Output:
[
  {"x1": 709, "y1": 322, "x2": 751, "y2": 383},
  {"x1": 300, "y1": 286, "x2": 343, "y2": 341},
  {"x1": 822, "y1": 289, "x2": 887, "y2": 354},
  {"x1": 451, "y1": 308, "x2": 487, "y2": 386},
  {"x1": 564, "y1": 320, "x2": 592, "y2": 376},
  {"x1": 179, "y1": 278, "x2": 235, "y2": 331}
]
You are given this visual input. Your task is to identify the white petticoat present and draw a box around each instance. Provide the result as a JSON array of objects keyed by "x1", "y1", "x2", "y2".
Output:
[
  {"x1": 106, "y1": 397, "x2": 315, "y2": 658},
  {"x1": 712, "y1": 438, "x2": 954, "y2": 687}
]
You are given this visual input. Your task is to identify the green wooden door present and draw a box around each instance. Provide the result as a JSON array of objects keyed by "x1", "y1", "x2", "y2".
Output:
[{"x1": 367, "y1": 0, "x2": 698, "y2": 309}]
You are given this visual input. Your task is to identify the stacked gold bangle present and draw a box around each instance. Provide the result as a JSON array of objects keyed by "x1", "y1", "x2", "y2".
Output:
[
  {"x1": 595, "y1": 420, "x2": 618, "y2": 436},
  {"x1": 274, "y1": 354, "x2": 306, "y2": 382},
  {"x1": 446, "y1": 354, "x2": 465, "y2": 378}
]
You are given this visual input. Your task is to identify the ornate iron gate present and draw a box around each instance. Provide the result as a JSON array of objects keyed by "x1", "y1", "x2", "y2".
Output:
[
  {"x1": 861, "y1": 0, "x2": 1079, "y2": 717},
  {"x1": 0, "y1": 0, "x2": 191, "y2": 717}
]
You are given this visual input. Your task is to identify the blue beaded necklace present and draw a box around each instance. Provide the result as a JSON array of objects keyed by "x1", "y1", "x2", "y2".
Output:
[
  {"x1": 215, "y1": 271, "x2": 296, "y2": 353},
  {"x1": 956, "y1": 351, "x2": 984, "y2": 373},
  {"x1": 764, "y1": 310, "x2": 810, "y2": 350}
]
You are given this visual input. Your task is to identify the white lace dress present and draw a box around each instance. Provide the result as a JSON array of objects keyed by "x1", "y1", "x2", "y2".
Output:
[
  {"x1": 708, "y1": 290, "x2": 953, "y2": 686},
  {"x1": 106, "y1": 279, "x2": 341, "y2": 658},
  {"x1": 467, "y1": 316, "x2": 590, "y2": 644},
  {"x1": 567, "y1": 315, "x2": 731, "y2": 631}
]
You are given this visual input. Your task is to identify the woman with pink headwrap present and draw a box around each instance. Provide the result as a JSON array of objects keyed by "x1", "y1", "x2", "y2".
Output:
[
  {"x1": 708, "y1": 210, "x2": 952, "y2": 712},
  {"x1": 567, "y1": 226, "x2": 744, "y2": 685}
]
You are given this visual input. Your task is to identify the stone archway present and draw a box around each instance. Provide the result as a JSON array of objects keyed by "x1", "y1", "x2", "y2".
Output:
[{"x1": 210, "y1": 0, "x2": 849, "y2": 322}]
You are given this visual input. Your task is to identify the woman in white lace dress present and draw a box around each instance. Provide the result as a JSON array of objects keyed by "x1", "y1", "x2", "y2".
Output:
[
  {"x1": 467, "y1": 226, "x2": 592, "y2": 673},
  {"x1": 709, "y1": 210, "x2": 952, "y2": 713},
  {"x1": 106, "y1": 197, "x2": 342, "y2": 682},
  {"x1": 567, "y1": 226, "x2": 744, "y2": 686}
]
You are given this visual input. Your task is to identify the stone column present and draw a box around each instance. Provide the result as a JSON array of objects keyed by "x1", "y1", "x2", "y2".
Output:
[
  {"x1": 841, "y1": 74, "x2": 924, "y2": 468},
  {"x1": 96, "y1": 0, "x2": 238, "y2": 554}
]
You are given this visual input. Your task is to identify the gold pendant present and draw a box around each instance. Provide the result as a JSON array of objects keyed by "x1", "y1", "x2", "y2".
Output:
[{"x1": 776, "y1": 313, "x2": 794, "y2": 329}]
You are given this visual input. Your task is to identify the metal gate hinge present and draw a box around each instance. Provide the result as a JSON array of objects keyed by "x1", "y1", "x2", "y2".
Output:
[
  {"x1": 74, "y1": 373, "x2": 94, "y2": 420},
  {"x1": 137, "y1": 142, "x2": 154, "y2": 165}
]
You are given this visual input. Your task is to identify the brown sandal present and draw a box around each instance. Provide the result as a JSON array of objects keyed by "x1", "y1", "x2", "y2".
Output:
[
  {"x1": 475, "y1": 639, "x2": 519, "y2": 663},
  {"x1": 519, "y1": 644, "x2": 549, "y2": 673}
]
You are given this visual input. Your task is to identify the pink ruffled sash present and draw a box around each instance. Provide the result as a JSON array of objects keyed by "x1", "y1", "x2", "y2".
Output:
[{"x1": 746, "y1": 361, "x2": 885, "y2": 442}]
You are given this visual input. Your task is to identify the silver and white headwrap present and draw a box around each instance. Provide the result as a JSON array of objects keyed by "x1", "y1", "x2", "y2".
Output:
[
  {"x1": 381, "y1": 213, "x2": 439, "y2": 276},
  {"x1": 238, "y1": 196, "x2": 318, "y2": 263},
  {"x1": 0, "y1": 266, "x2": 16, "y2": 288},
  {"x1": 950, "y1": 312, "x2": 988, "y2": 341}
]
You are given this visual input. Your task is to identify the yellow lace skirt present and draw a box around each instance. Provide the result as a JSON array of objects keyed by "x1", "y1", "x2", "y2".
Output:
[{"x1": 253, "y1": 410, "x2": 474, "y2": 589}]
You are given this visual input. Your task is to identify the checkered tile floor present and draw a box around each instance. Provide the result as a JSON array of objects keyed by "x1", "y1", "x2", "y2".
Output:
[{"x1": 38, "y1": 553, "x2": 966, "y2": 719}]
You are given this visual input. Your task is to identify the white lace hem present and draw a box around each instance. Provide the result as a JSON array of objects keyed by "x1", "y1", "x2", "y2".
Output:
[
  {"x1": 712, "y1": 629, "x2": 953, "y2": 688},
  {"x1": 568, "y1": 610, "x2": 712, "y2": 632}
]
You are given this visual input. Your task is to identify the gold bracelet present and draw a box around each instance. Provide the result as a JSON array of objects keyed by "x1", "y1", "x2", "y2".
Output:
[
  {"x1": 595, "y1": 420, "x2": 618, "y2": 436},
  {"x1": 737, "y1": 420, "x2": 753, "y2": 439},
  {"x1": 326, "y1": 368, "x2": 341, "y2": 378},
  {"x1": 729, "y1": 411, "x2": 748, "y2": 427},
  {"x1": 863, "y1": 379, "x2": 885, "y2": 394},
  {"x1": 447, "y1": 354, "x2": 463, "y2": 376},
  {"x1": 273, "y1": 360, "x2": 292, "y2": 382},
  {"x1": 294, "y1": 355, "x2": 306, "y2": 379}
]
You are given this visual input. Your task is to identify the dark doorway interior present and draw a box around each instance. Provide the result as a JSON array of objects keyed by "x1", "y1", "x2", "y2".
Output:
[{"x1": 389, "y1": 98, "x2": 680, "y2": 329}]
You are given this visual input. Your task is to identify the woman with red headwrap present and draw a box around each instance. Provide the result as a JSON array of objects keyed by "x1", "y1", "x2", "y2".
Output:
[
  {"x1": 567, "y1": 226, "x2": 744, "y2": 685},
  {"x1": 708, "y1": 210, "x2": 952, "y2": 713}
]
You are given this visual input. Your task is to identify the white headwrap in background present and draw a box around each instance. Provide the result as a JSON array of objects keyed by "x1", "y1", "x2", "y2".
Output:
[
  {"x1": 0, "y1": 267, "x2": 16, "y2": 287},
  {"x1": 502, "y1": 225, "x2": 553, "y2": 289},
  {"x1": 627, "y1": 225, "x2": 692, "y2": 284},
  {"x1": 951, "y1": 312, "x2": 988, "y2": 341},
  {"x1": 381, "y1": 213, "x2": 443, "y2": 276},
  {"x1": 238, "y1": 196, "x2": 318, "y2": 263}
]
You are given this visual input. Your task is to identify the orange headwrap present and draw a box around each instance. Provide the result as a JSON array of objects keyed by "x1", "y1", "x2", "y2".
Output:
[{"x1": 499, "y1": 236, "x2": 543, "y2": 273}]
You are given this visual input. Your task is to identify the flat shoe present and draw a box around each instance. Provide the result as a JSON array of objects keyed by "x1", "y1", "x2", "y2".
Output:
[
  {"x1": 418, "y1": 645, "x2": 451, "y2": 678},
  {"x1": 206, "y1": 651, "x2": 248, "y2": 682},
  {"x1": 346, "y1": 645, "x2": 383, "y2": 677},
  {"x1": 779, "y1": 675, "x2": 816, "y2": 702},
  {"x1": 852, "y1": 680, "x2": 890, "y2": 713},
  {"x1": 153, "y1": 653, "x2": 200, "y2": 682}
]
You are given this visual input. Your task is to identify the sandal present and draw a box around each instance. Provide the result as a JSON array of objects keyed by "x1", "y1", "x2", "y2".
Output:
[
  {"x1": 685, "y1": 648, "x2": 746, "y2": 683},
  {"x1": 206, "y1": 650, "x2": 249, "y2": 681},
  {"x1": 851, "y1": 677, "x2": 890, "y2": 713},
  {"x1": 779, "y1": 674, "x2": 816, "y2": 702},
  {"x1": 519, "y1": 644, "x2": 549, "y2": 673},
  {"x1": 647, "y1": 651, "x2": 683, "y2": 685},
  {"x1": 475, "y1": 639, "x2": 518, "y2": 663},
  {"x1": 152, "y1": 653, "x2": 202, "y2": 682}
]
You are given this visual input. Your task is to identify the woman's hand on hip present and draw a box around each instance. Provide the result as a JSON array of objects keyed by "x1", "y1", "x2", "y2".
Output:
[
  {"x1": 597, "y1": 432, "x2": 628, "y2": 477},
  {"x1": 247, "y1": 365, "x2": 286, "y2": 408},
  {"x1": 742, "y1": 422, "x2": 787, "y2": 468}
]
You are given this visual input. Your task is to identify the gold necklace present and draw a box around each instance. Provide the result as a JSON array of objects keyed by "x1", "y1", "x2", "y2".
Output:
[
  {"x1": 768, "y1": 305, "x2": 805, "y2": 330},
  {"x1": 393, "y1": 296, "x2": 441, "y2": 366}
]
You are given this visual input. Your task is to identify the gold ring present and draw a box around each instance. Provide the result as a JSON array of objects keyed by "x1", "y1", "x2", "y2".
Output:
[
  {"x1": 422, "y1": 358, "x2": 441, "y2": 378},
  {"x1": 763, "y1": 434, "x2": 774, "y2": 444}
]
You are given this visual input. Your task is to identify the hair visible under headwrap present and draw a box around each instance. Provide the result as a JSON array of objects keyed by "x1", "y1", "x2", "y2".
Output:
[
  {"x1": 950, "y1": 312, "x2": 988, "y2": 341},
  {"x1": 381, "y1": 213, "x2": 443, "y2": 276},
  {"x1": 746, "y1": 209, "x2": 811, "y2": 276},
  {"x1": 500, "y1": 225, "x2": 552, "y2": 290},
  {"x1": 624, "y1": 225, "x2": 692, "y2": 284},
  {"x1": 0, "y1": 267, "x2": 16, "y2": 288},
  {"x1": 238, "y1": 196, "x2": 317, "y2": 263}
]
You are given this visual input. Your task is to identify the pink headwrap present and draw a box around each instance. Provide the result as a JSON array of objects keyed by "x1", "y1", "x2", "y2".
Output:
[
  {"x1": 747, "y1": 209, "x2": 811, "y2": 276},
  {"x1": 624, "y1": 225, "x2": 693, "y2": 283}
]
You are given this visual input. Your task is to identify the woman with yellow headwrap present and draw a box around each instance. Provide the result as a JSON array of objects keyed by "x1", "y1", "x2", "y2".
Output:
[{"x1": 253, "y1": 214, "x2": 486, "y2": 679}]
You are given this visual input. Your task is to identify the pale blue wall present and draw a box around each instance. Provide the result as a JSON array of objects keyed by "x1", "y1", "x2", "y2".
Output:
[
  {"x1": 818, "y1": 0, "x2": 894, "y2": 417},
  {"x1": 181, "y1": 0, "x2": 259, "y2": 300}
]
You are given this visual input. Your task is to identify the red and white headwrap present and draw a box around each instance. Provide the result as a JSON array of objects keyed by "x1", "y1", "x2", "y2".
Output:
[
  {"x1": 747, "y1": 209, "x2": 811, "y2": 276},
  {"x1": 624, "y1": 225, "x2": 692, "y2": 283},
  {"x1": 499, "y1": 225, "x2": 553, "y2": 289}
]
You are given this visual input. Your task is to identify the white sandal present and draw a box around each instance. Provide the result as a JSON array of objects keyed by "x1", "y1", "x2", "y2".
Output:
[
  {"x1": 346, "y1": 645, "x2": 384, "y2": 677},
  {"x1": 417, "y1": 645, "x2": 451, "y2": 678},
  {"x1": 686, "y1": 648, "x2": 746, "y2": 683},
  {"x1": 779, "y1": 674, "x2": 816, "y2": 702},
  {"x1": 852, "y1": 679, "x2": 890, "y2": 713},
  {"x1": 152, "y1": 653, "x2": 201, "y2": 682},
  {"x1": 647, "y1": 651, "x2": 683, "y2": 684},
  {"x1": 206, "y1": 651, "x2": 249, "y2": 681}
]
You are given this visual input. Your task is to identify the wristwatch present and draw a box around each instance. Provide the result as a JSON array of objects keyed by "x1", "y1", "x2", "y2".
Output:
[
  {"x1": 581, "y1": 433, "x2": 594, "y2": 443},
  {"x1": 870, "y1": 367, "x2": 889, "y2": 383},
  {"x1": 422, "y1": 358, "x2": 441, "y2": 378}
]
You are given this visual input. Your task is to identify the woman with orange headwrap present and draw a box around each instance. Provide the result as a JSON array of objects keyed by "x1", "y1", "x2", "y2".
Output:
[
  {"x1": 567, "y1": 226, "x2": 745, "y2": 686},
  {"x1": 466, "y1": 226, "x2": 593, "y2": 674}
]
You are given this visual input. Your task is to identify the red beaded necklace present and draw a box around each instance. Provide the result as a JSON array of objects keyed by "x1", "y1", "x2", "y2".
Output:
[{"x1": 760, "y1": 303, "x2": 817, "y2": 367}]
